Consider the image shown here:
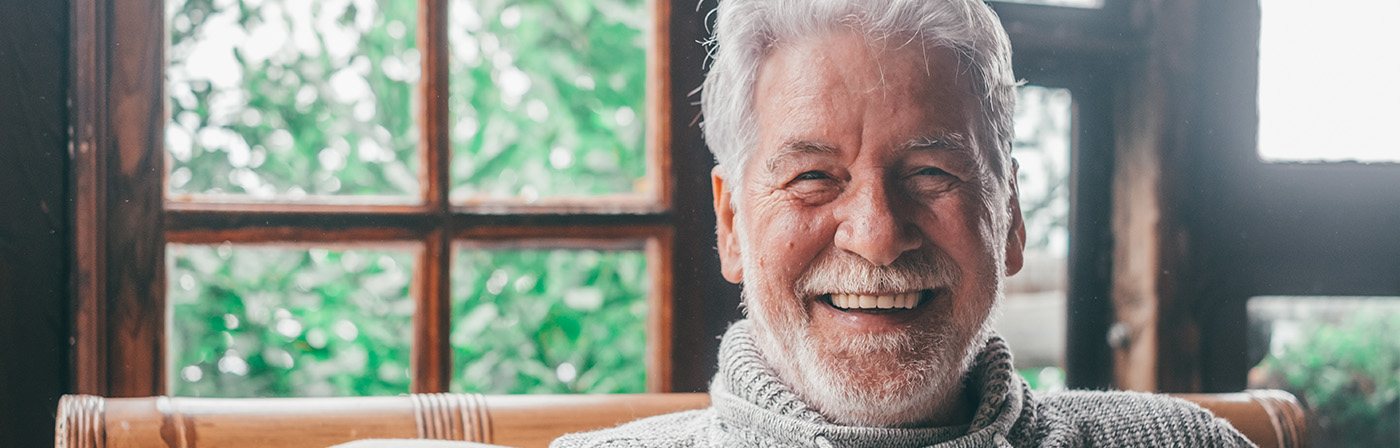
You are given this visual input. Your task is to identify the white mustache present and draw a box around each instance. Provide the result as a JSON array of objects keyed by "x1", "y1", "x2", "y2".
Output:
[{"x1": 792, "y1": 248, "x2": 962, "y2": 298}]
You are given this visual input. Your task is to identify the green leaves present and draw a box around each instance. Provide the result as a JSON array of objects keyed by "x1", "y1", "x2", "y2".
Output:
[
  {"x1": 169, "y1": 245, "x2": 649, "y2": 397},
  {"x1": 1012, "y1": 86, "x2": 1073, "y2": 256},
  {"x1": 165, "y1": 0, "x2": 650, "y2": 399},
  {"x1": 448, "y1": 0, "x2": 649, "y2": 201},
  {"x1": 450, "y1": 248, "x2": 649, "y2": 394},
  {"x1": 169, "y1": 245, "x2": 417, "y2": 397},
  {"x1": 167, "y1": 0, "x2": 421, "y2": 200},
  {"x1": 1254, "y1": 310, "x2": 1400, "y2": 446}
]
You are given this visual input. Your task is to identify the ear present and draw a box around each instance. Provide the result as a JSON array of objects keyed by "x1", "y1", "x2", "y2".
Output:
[
  {"x1": 1004, "y1": 160, "x2": 1026, "y2": 276},
  {"x1": 712, "y1": 168, "x2": 744, "y2": 284}
]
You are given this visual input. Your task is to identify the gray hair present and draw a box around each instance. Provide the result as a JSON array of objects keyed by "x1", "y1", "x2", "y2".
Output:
[{"x1": 700, "y1": 0, "x2": 1017, "y2": 186}]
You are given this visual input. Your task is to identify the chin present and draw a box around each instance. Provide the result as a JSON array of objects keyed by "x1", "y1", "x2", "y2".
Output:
[{"x1": 752, "y1": 307, "x2": 987, "y2": 427}]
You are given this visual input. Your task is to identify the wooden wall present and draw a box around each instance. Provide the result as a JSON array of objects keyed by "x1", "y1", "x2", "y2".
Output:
[{"x1": 0, "y1": 0, "x2": 71, "y2": 446}]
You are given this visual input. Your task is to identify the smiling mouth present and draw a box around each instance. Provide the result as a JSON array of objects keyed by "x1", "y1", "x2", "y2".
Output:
[{"x1": 819, "y1": 289, "x2": 939, "y2": 314}]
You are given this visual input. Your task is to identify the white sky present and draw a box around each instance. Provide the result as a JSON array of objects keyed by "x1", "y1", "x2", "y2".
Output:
[
  {"x1": 995, "y1": 0, "x2": 1104, "y2": 8},
  {"x1": 1258, "y1": 0, "x2": 1400, "y2": 163}
]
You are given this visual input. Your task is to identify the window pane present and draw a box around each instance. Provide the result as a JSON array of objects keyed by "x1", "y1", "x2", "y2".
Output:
[
  {"x1": 1258, "y1": 0, "x2": 1400, "y2": 163},
  {"x1": 166, "y1": 0, "x2": 422, "y2": 202},
  {"x1": 992, "y1": 0, "x2": 1104, "y2": 8},
  {"x1": 451, "y1": 245, "x2": 649, "y2": 393},
  {"x1": 448, "y1": 0, "x2": 650, "y2": 203},
  {"x1": 168, "y1": 244, "x2": 417, "y2": 397},
  {"x1": 1249, "y1": 296, "x2": 1400, "y2": 447},
  {"x1": 1000, "y1": 85, "x2": 1073, "y2": 391}
]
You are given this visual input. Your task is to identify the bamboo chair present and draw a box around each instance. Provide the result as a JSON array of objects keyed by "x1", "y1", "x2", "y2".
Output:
[{"x1": 55, "y1": 390, "x2": 1305, "y2": 448}]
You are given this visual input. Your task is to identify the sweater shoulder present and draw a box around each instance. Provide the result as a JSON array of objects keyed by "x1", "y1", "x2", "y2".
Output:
[
  {"x1": 550, "y1": 409, "x2": 713, "y2": 448},
  {"x1": 1038, "y1": 390, "x2": 1256, "y2": 447}
]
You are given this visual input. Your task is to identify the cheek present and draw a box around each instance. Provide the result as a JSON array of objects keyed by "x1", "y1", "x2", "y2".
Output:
[
  {"x1": 917, "y1": 193, "x2": 1000, "y2": 275},
  {"x1": 745, "y1": 203, "x2": 837, "y2": 280}
]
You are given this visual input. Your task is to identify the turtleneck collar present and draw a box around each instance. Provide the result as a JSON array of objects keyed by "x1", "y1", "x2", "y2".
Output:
[{"x1": 708, "y1": 320, "x2": 1038, "y2": 448}]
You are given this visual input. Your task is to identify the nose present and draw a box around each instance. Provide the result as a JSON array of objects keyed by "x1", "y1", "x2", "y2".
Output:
[{"x1": 833, "y1": 178, "x2": 922, "y2": 266}]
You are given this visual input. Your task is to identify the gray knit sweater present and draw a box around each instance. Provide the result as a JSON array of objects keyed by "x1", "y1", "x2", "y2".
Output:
[{"x1": 554, "y1": 321, "x2": 1255, "y2": 447}]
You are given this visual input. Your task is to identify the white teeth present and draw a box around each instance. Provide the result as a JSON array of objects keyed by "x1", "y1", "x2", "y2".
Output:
[{"x1": 829, "y1": 291, "x2": 926, "y2": 310}]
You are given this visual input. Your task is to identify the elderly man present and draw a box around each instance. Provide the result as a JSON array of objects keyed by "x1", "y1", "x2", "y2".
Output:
[{"x1": 556, "y1": 1, "x2": 1251, "y2": 446}]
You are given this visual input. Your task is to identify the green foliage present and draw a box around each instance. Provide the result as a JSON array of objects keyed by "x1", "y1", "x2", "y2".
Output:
[
  {"x1": 165, "y1": 0, "x2": 654, "y2": 399},
  {"x1": 168, "y1": 244, "x2": 651, "y2": 397},
  {"x1": 1012, "y1": 85, "x2": 1072, "y2": 256},
  {"x1": 448, "y1": 0, "x2": 649, "y2": 200},
  {"x1": 169, "y1": 245, "x2": 416, "y2": 397},
  {"x1": 1254, "y1": 311, "x2": 1400, "y2": 447},
  {"x1": 451, "y1": 248, "x2": 649, "y2": 394},
  {"x1": 167, "y1": 0, "x2": 421, "y2": 199},
  {"x1": 1018, "y1": 367, "x2": 1066, "y2": 393}
]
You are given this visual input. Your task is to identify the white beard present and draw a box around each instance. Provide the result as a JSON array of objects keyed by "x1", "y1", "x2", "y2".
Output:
[{"x1": 736, "y1": 215, "x2": 1003, "y2": 427}]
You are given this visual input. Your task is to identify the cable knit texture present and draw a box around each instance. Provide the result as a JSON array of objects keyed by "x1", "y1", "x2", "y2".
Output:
[{"x1": 553, "y1": 320, "x2": 1256, "y2": 447}]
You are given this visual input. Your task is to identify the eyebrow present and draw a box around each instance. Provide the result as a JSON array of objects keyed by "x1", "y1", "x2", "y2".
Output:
[
  {"x1": 761, "y1": 132, "x2": 971, "y2": 174},
  {"x1": 897, "y1": 132, "x2": 971, "y2": 153},
  {"x1": 764, "y1": 139, "x2": 839, "y2": 174}
]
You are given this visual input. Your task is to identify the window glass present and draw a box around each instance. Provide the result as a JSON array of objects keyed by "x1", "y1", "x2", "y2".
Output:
[
  {"x1": 1258, "y1": 0, "x2": 1400, "y2": 163},
  {"x1": 451, "y1": 245, "x2": 649, "y2": 393},
  {"x1": 993, "y1": 0, "x2": 1104, "y2": 8},
  {"x1": 168, "y1": 244, "x2": 417, "y2": 397},
  {"x1": 166, "y1": 0, "x2": 422, "y2": 202},
  {"x1": 1249, "y1": 296, "x2": 1400, "y2": 447},
  {"x1": 999, "y1": 85, "x2": 1073, "y2": 391},
  {"x1": 448, "y1": 0, "x2": 651, "y2": 203}
]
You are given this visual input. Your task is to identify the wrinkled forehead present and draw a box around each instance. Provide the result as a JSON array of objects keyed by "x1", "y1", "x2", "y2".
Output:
[
  {"x1": 750, "y1": 33, "x2": 986, "y2": 167},
  {"x1": 768, "y1": 34, "x2": 953, "y2": 93}
]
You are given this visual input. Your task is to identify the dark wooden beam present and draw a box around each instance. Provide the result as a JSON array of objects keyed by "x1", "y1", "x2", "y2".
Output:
[
  {"x1": 165, "y1": 204, "x2": 673, "y2": 241},
  {"x1": 107, "y1": 0, "x2": 169, "y2": 397},
  {"x1": 0, "y1": 0, "x2": 71, "y2": 445},
  {"x1": 415, "y1": 0, "x2": 452, "y2": 394},
  {"x1": 992, "y1": 0, "x2": 1143, "y2": 59},
  {"x1": 667, "y1": 0, "x2": 745, "y2": 393},
  {"x1": 69, "y1": 0, "x2": 169, "y2": 398},
  {"x1": 1064, "y1": 73, "x2": 1118, "y2": 391},
  {"x1": 1108, "y1": 0, "x2": 1207, "y2": 393}
]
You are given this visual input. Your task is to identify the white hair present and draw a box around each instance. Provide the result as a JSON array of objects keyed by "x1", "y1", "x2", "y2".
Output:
[{"x1": 700, "y1": 0, "x2": 1018, "y2": 186}]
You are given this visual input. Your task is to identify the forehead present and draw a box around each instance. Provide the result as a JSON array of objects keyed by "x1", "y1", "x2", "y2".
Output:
[{"x1": 752, "y1": 32, "x2": 980, "y2": 158}]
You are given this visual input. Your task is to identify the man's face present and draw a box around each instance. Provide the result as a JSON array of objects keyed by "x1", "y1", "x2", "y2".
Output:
[{"x1": 712, "y1": 32, "x2": 1025, "y2": 426}]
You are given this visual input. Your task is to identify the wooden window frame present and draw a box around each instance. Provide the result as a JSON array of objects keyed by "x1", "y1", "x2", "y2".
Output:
[
  {"x1": 1180, "y1": 0, "x2": 1400, "y2": 393},
  {"x1": 72, "y1": 0, "x2": 1188, "y2": 398},
  {"x1": 69, "y1": 0, "x2": 731, "y2": 397},
  {"x1": 990, "y1": 0, "x2": 1138, "y2": 390},
  {"x1": 1018, "y1": 0, "x2": 1400, "y2": 393}
]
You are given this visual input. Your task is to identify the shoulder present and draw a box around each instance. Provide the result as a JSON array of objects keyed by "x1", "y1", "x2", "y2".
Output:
[
  {"x1": 549, "y1": 409, "x2": 715, "y2": 448},
  {"x1": 1038, "y1": 390, "x2": 1256, "y2": 447}
]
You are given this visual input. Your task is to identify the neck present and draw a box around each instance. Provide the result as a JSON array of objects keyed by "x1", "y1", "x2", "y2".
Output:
[
  {"x1": 793, "y1": 364, "x2": 977, "y2": 428},
  {"x1": 924, "y1": 381, "x2": 978, "y2": 427},
  {"x1": 711, "y1": 320, "x2": 1031, "y2": 445}
]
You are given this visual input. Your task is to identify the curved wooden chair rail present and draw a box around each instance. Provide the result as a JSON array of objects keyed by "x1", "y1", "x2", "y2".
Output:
[{"x1": 56, "y1": 390, "x2": 1305, "y2": 448}]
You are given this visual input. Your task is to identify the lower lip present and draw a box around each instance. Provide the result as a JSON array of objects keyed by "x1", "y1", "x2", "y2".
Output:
[{"x1": 812, "y1": 289, "x2": 941, "y2": 332}]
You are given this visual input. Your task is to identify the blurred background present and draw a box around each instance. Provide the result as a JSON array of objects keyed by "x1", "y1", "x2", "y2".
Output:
[{"x1": 1, "y1": 0, "x2": 1396, "y2": 446}]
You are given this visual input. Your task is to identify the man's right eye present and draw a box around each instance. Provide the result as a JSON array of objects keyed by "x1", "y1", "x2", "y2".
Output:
[{"x1": 794, "y1": 171, "x2": 829, "y2": 181}]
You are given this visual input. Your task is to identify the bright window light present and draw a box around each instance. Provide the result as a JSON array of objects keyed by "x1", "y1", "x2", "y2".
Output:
[
  {"x1": 994, "y1": 0, "x2": 1104, "y2": 8},
  {"x1": 1258, "y1": 0, "x2": 1400, "y2": 163}
]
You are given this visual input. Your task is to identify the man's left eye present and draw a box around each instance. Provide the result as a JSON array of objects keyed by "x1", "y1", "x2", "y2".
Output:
[{"x1": 914, "y1": 167, "x2": 951, "y2": 177}]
